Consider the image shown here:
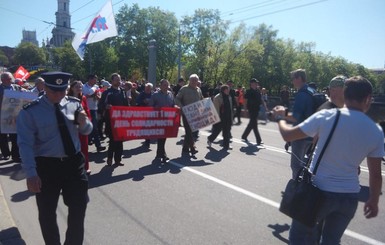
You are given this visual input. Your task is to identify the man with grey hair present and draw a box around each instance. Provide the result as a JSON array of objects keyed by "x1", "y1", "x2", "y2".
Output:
[
  {"x1": 31, "y1": 77, "x2": 45, "y2": 96},
  {"x1": 0, "y1": 72, "x2": 22, "y2": 161},
  {"x1": 175, "y1": 74, "x2": 204, "y2": 156}
]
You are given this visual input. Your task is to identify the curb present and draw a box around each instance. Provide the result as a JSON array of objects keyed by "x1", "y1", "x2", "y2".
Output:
[{"x1": 0, "y1": 183, "x2": 24, "y2": 245}]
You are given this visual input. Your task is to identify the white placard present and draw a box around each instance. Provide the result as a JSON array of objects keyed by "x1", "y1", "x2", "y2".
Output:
[
  {"x1": 1, "y1": 90, "x2": 37, "y2": 133},
  {"x1": 182, "y1": 98, "x2": 220, "y2": 132}
]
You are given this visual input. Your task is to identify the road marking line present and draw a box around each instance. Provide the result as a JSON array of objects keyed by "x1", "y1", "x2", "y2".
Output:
[
  {"x1": 169, "y1": 160, "x2": 385, "y2": 245},
  {"x1": 198, "y1": 130, "x2": 385, "y2": 176},
  {"x1": 170, "y1": 160, "x2": 280, "y2": 208}
]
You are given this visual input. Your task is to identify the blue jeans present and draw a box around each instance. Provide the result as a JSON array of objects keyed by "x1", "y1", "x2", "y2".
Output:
[
  {"x1": 290, "y1": 138, "x2": 312, "y2": 179},
  {"x1": 88, "y1": 110, "x2": 101, "y2": 147},
  {"x1": 259, "y1": 104, "x2": 267, "y2": 121},
  {"x1": 289, "y1": 192, "x2": 358, "y2": 245}
]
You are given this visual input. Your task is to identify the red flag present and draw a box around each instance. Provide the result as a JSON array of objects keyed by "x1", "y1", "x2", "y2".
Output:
[{"x1": 14, "y1": 66, "x2": 30, "y2": 80}]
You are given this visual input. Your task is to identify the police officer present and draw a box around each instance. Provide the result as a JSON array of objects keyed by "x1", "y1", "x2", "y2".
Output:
[{"x1": 17, "y1": 71, "x2": 93, "y2": 245}]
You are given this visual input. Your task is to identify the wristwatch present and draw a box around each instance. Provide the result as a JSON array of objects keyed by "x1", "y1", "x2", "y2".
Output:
[{"x1": 275, "y1": 115, "x2": 285, "y2": 122}]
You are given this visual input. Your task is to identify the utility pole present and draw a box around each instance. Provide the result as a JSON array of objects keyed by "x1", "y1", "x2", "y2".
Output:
[{"x1": 148, "y1": 39, "x2": 157, "y2": 86}]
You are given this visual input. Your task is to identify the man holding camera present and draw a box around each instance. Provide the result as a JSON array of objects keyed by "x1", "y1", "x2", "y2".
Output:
[{"x1": 273, "y1": 76, "x2": 383, "y2": 244}]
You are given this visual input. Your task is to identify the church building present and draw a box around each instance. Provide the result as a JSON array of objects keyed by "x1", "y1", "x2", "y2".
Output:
[{"x1": 51, "y1": 0, "x2": 75, "y2": 47}]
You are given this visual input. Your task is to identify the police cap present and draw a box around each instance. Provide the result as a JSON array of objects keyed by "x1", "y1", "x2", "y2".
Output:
[{"x1": 41, "y1": 71, "x2": 72, "y2": 91}]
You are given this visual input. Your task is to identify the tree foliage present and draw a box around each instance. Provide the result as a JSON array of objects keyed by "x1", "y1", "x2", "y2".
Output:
[
  {"x1": 51, "y1": 42, "x2": 85, "y2": 79},
  {"x1": 83, "y1": 41, "x2": 118, "y2": 79},
  {"x1": 13, "y1": 42, "x2": 46, "y2": 66},
  {"x1": 0, "y1": 49, "x2": 9, "y2": 66},
  {"x1": 8, "y1": 4, "x2": 384, "y2": 93},
  {"x1": 115, "y1": 4, "x2": 179, "y2": 81},
  {"x1": 181, "y1": 9, "x2": 228, "y2": 83}
]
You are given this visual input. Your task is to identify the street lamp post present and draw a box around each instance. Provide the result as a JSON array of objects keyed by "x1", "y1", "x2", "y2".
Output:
[{"x1": 177, "y1": 25, "x2": 181, "y2": 81}]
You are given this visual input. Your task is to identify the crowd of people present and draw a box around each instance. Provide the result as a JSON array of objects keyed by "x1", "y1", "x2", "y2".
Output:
[
  {"x1": 0, "y1": 69, "x2": 383, "y2": 244},
  {"x1": 273, "y1": 71, "x2": 383, "y2": 244},
  {"x1": 2, "y1": 71, "x2": 283, "y2": 163}
]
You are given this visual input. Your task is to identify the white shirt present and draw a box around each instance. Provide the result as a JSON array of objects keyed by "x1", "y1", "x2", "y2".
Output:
[
  {"x1": 299, "y1": 108, "x2": 384, "y2": 193},
  {"x1": 82, "y1": 83, "x2": 99, "y2": 110}
]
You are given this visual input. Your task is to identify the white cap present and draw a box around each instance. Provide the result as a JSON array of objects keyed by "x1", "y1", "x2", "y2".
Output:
[{"x1": 101, "y1": 80, "x2": 111, "y2": 88}]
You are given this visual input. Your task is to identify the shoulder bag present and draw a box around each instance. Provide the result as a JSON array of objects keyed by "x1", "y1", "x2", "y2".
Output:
[{"x1": 279, "y1": 109, "x2": 341, "y2": 227}]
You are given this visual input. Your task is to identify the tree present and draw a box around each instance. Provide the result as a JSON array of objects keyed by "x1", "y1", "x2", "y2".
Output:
[
  {"x1": 181, "y1": 9, "x2": 227, "y2": 84},
  {"x1": 5, "y1": 3, "x2": 373, "y2": 96},
  {"x1": 83, "y1": 41, "x2": 118, "y2": 78},
  {"x1": 250, "y1": 24, "x2": 279, "y2": 84},
  {"x1": 115, "y1": 4, "x2": 179, "y2": 82},
  {"x1": 13, "y1": 42, "x2": 46, "y2": 65},
  {"x1": 0, "y1": 50, "x2": 9, "y2": 66},
  {"x1": 51, "y1": 41, "x2": 85, "y2": 79},
  {"x1": 216, "y1": 23, "x2": 263, "y2": 86}
]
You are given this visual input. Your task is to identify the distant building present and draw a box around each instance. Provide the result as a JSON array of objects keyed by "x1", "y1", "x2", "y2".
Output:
[
  {"x1": 370, "y1": 68, "x2": 385, "y2": 75},
  {"x1": 21, "y1": 30, "x2": 39, "y2": 46},
  {"x1": 51, "y1": 0, "x2": 75, "y2": 47}
]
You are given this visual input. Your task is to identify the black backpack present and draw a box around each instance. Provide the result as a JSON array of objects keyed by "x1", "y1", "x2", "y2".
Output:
[{"x1": 304, "y1": 87, "x2": 328, "y2": 113}]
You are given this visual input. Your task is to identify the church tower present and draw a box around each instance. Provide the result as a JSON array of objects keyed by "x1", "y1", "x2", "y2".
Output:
[{"x1": 51, "y1": 0, "x2": 75, "y2": 47}]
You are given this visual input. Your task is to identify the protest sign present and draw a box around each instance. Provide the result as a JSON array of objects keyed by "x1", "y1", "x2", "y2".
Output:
[
  {"x1": 182, "y1": 98, "x2": 220, "y2": 132},
  {"x1": 109, "y1": 106, "x2": 180, "y2": 141},
  {"x1": 1, "y1": 90, "x2": 37, "y2": 133}
]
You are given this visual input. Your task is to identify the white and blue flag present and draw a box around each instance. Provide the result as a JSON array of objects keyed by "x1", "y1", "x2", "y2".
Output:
[{"x1": 72, "y1": 0, "x2": 118, "y2": 60}]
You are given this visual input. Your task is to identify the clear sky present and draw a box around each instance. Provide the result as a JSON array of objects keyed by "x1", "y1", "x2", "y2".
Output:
[{"x1": 1, "y1": 0, "x2": 384, "y2": 69}]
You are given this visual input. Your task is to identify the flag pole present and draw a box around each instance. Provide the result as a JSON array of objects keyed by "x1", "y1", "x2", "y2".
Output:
[{"x1": 89, "y1": 49, "x2": 92, "y2": 74}]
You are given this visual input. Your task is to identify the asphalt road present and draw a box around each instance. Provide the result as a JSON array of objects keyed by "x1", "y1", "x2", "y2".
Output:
[{"x1": 1, "y1": 119, "x2": 385, "y2": 245}]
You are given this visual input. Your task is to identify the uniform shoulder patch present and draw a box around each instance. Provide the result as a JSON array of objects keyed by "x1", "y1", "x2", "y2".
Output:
[
  {"x1": 67, "y1": 96, "x2": 81, "y2": 102},
  {"x1": 23, "y1": 100, "x2": 39, "y2": 110}
]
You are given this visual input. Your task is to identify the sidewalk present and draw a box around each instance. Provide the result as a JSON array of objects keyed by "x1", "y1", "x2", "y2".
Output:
[{"x1": 0, "y1": 183, "x2": 25, "y2": 245}]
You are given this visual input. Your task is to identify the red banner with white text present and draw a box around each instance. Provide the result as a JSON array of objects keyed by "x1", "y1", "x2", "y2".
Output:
[{"x1": 109, "y1": 106, "x2": 180, "y2": 141}]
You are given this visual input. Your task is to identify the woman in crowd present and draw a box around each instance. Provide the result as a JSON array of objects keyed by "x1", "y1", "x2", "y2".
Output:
[{"x1": 68, "y1": 80, "x2": 92, "y2": 174}]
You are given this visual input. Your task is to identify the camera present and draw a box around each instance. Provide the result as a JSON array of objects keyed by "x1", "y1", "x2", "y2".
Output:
[{"x1": 267, "y1": 107, "x2": 288, "y2": 121}]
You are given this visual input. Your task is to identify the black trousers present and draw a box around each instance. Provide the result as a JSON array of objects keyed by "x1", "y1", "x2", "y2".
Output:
[
  {"x1": 107, "y1": 137, "x2": 123, "y2": 163},
  {"x1": 35, "y1": 153, "x2": 88, "y2": 245},
  {"x1": 156, "y1": 138, "x2": 167, "y2": 158},
  {"x1": 208, "y1": 120, "x2": 231, "y2": 148},
  {"x1": 234, "y1": 103, "x2": 243, "y2": 123},
  {"x1": 182, "y1": 115, "x2": 195, "y2": 150},
  {"x1": 241, "y1": 110, "x2": 262, "y2": 143},
  {"x1": 105, "y1": 119, "x2": 123, "y2": 163},
  {"x1": 0, "y1": 133, "x2": 19, "y2": 159}
]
